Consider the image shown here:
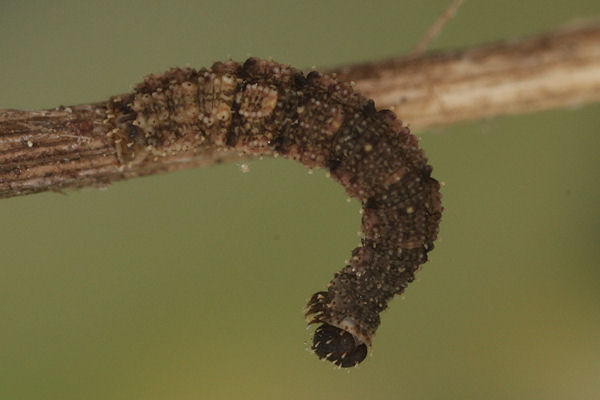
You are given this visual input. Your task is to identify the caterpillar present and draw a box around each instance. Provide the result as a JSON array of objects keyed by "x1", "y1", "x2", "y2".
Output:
[{"x1": 106, "y1": 58, "x2": 443, "y2": 368}]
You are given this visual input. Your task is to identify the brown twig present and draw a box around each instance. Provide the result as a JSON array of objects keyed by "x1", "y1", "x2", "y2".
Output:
[
  {"x1": 1, "y1": 22, "x2": 599, "y2": 199},
  {"x1": 335, "y1": 22, "x2": 600, "y2": 129}
]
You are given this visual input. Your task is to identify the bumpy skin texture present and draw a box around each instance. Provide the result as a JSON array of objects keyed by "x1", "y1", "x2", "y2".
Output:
[{"x1": 107, "y1": 58, "x2": 442, "y2": 368}]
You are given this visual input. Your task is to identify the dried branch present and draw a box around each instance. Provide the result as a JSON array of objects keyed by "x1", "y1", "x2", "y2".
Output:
[
  {"x1": 334, "y1": 22, "x2": 600, "y2": 129},
  {"x1": 1, "y1": 22, "x2": 599, "y2": 199}
]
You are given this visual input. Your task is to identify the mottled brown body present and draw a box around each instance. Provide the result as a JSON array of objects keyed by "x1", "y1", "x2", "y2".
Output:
[{"x1": 107, "y1": 58, "x2": 442, "y2": 367}]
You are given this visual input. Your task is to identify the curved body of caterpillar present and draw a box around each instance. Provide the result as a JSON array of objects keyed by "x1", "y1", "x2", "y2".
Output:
[{"x1": 107, "y1": 58, "x2": 442, "y2": 367}]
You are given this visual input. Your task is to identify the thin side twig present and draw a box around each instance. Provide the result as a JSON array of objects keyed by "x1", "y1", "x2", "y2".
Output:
[
  {"x1": 1, "y1": 22, "x2": 599, "y2": 199},
  {"x1": 409, "y1": 0, "x2": 466, "y2": 57}
]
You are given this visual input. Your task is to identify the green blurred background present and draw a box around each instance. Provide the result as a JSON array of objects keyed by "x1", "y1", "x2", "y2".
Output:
[{"x1": 1, "y1": 1, "x2": 599, "y2": 399}]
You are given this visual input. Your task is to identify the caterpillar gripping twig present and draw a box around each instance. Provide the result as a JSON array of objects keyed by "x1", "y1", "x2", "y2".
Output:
[{"x1": 106, "y1": 58, "x2": 443, "y2": 367}]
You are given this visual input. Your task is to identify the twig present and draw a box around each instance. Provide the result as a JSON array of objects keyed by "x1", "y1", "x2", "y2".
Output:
[
  {"x1": 409, "y1": 0, "x2": 466, "y2": 57},
  {"x1": 1, "y1": 22, "x2": 599, "y2": 199},
  {"x1": 334, "y1": 22, "x2": 600, "y2": 129}
]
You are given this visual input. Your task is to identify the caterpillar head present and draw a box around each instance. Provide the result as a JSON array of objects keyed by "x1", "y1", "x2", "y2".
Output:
[
  {"x1": 312, "y1": 323, "x2": 368, "y2": 368},
  {"x1": 306, "y1": 291, "x2": 370, "y2": 368}
]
